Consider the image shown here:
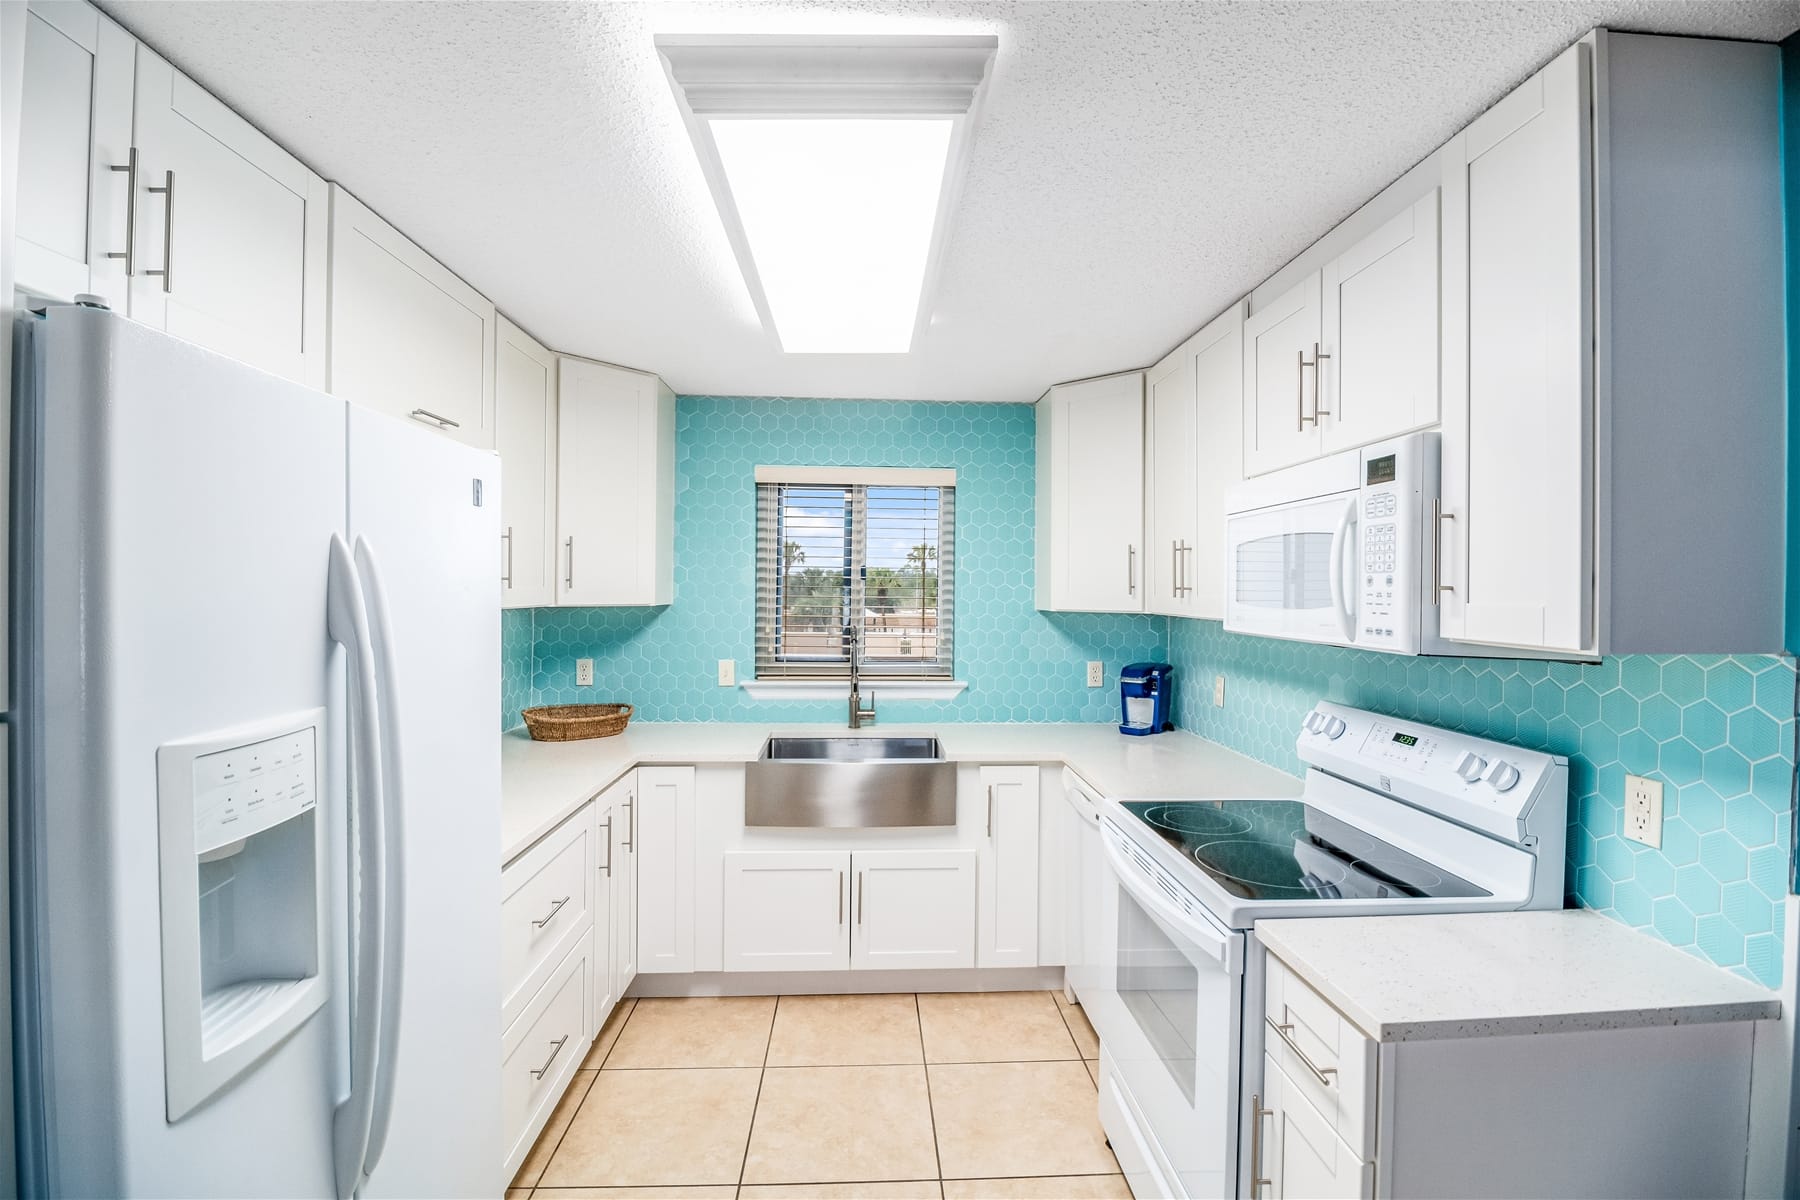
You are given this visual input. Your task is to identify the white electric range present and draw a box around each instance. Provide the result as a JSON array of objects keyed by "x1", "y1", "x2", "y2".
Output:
[{"x1": 1084, "y1": 702, "x2": 1568, "y2": 1200}]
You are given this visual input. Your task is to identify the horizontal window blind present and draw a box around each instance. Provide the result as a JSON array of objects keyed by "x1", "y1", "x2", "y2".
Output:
[{"x1": 755, "y1": 481, "x2": 955, "y2": 679}]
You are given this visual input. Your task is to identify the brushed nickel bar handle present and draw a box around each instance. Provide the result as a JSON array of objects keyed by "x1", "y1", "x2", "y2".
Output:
[
  {"x1": 531, "y1": 896, "x2": 570, "y2": 928},
  {"x1": 502, "y1": 527, "x2": 514, "y2": 588},
  {"x1": 1433, "y1": 500, "x2": 1455, "y2": 602},
  {"x1": 143, "y1": 169, "x2": 173, "y2": 292},
  {"x1": 105, "y1": 147, "x2": 137, "y2": 274},
  {"x1": 986, "y1": 785, "x2": 995, "y2": 839},
  {"x1": 600, "y1": 818, "x2": 612, "y2": 877},
  {"x1": 1171, "y1": 541, "x2": 1180, "y2": 599},
  {"x1": 1266, "y1": 1015, "x2": 1337, "y2": 1087},
  {"x1": 1250, "y1": 1093, "x2": 1273, "y2": 1197},
  {"x1": 838, "y1": 871, "x2": 845, "y2": 924},
  {"x1": 623, "y1": 793, "x2": 634, "y2": 850},
  {"x1": 1312, "y1": 343, "x2": 1332, "y2": 420},
  {"x1": 565, "y1": 537, "x2": 574, "y2": 590},
  {"x1": 409, "y1": 408, "x2": 461, "y2": 429},
  {"x1": 1127, "y1": 545, "x2": 1136, "y2": 596},
  {"x1": 528, "y1": 1035, "x2": 568, "y2": 1080},
  {"x1": 1296, "y1": 348, "x2": 1306, "y2": 432},
  {"x1": 857, "y1": 871, "x2": 864, "y2": 925}
]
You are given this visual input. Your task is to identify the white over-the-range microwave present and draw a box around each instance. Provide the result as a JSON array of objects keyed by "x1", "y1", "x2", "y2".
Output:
[{"x1": 1224, "y1": 431, "x2": 1458, "y2": 655}]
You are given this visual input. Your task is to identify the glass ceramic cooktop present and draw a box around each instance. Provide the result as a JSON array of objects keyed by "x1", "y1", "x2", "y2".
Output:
[{"x1": 1120, "y1": 799, "x2": 1489, "y2": 901}]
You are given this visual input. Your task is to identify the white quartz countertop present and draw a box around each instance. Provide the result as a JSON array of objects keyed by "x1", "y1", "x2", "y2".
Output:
[
  {"x1": 501, "y1": 722, "x2": 1302, "y2": 864},
  {"x1": 1256, "y1": 910, "x2": 1781, "y2": 1043}
]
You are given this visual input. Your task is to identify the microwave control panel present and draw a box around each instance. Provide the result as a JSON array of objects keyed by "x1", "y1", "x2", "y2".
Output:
[{"x1": 1353, "y1": 438, "x2": 1427, "y2": 654}]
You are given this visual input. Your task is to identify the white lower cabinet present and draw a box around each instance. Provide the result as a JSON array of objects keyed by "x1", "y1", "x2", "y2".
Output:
[
  {"x1": 636, "y1": 766, "x2": 696, "y2": 974},
  {"x1": 977, "y1": 766, "x2": 1040, "y2": 968},
  {"x1": 851, "y1": 850, "x2": 977, "y2": 970},
  {"x1": 1257, "y1": 1055, "x2": 1374, "y2": 1200},
  {"x1": 501, "y1": 939, "x2": 590, "y2": 1177},
  {"x1": 723, "y1": 851, "x2": 851, "y2": 972},
  {"x1": 610, "y1": 774, "x2": 638, "y2": 999},
  {"x1": 500, "y1": 801, "x2": 594, "y2": 1031}
]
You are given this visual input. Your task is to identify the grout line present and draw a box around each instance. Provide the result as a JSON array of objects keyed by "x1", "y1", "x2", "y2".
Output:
[
  {"x1": 595, "y1": 996, "x2": 639, "y2": 1069},
  {"x1": 915, "y1": 993, "x2": 946, "y2": 1183},
  {"x1": 519, "y1": 1065, "x2": 600, "y2": 1190},
  {"x1": 735, "y1": 994, "x2": 780, "y2": 1191}
]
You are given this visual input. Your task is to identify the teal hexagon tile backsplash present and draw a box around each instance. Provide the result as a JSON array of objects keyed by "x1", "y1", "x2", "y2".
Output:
[
  {"x1": 526, "y1": 397, "x2": 1163, "y2": 725},
  {"x1": 1167, "y1": 617, "x2": 1795, "y2": 988},
  {"x1": 501, "y1": 607, "x2": 534, "y2": 730}
]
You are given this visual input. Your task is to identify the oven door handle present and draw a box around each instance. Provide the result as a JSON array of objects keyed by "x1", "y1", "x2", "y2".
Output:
[{"x1": 1102, "y1": 828, "x2": 1240, "y2": 973}]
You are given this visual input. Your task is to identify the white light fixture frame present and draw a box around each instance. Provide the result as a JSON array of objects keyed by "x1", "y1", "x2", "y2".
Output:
[{"x1": 656, "y1": 34, "x2": 999, "y2": 355}]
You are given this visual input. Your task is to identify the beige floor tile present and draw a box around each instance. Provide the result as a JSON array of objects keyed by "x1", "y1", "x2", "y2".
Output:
[
  {"x1": 532, "y1": 1189, "x2": 736, "y2": 1199},
  {"x1": 928, "y1": 1062, "x2": 1119, "y2": 1179},
  {"x1": 742, "y1": 1065, "x2": 939, "y2": 1184},
  {"x1": 942, "y1": 1176, "x2": 1131, "y2": 1199},
  {"x1": 1058, "y1": 1000, "x2": 1100, "y2": 1058},
  {"x1": 767, "y1": 994, "x2": 923, "y2": 1066},
  {"x1": 740, "y1": 1184, "x2": 943, "y2": 1199},
  {"x1": 540, "y1": 1067, "x2": 761, "y2": 1187},
  {"x1": 512, "y1": 1069, "x2": 599, "y2": 1188},
  {"x1": 506, "y1": 1189, "x2": 532, "y2": 1200},
  {"x1": 581, "y1": 997, "x2": 637, "y2": 1068},
  {"x1": 918, "y1": 992, "x2": 1077, "y2": 1063},
  {"x1": 604, "y1": 995, "x2": 775, "y2": 1069},
  {"x1": 1082, "y1": 1058, "x2": 1098, "y2": 1088}
]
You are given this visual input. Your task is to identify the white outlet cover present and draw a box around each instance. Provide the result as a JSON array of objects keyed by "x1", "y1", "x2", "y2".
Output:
[
  {"x1": 1214, "y1": 675, "x2": 1226, "y2": 707},
  {"x1": 576, "y1": 658, "x2": 595, "y2": 687},
  {"x1": 718, "y1": 659, "x2": 736, "y2": 687},
  {"x1": 1086, "y1": 661, "x2": 1104, "y2": 688},
  {"x1": 1625, "y1": 774, "x2": 1663, "y2": 850}
]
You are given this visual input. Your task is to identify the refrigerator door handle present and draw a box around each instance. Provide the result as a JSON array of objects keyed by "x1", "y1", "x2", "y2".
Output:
[
  {"x1": 355, "y1": 537, "x2": 408, "y2": 1184},
  {"x1": 326, "y1": 535, "x2": 389, "y2": 1200}
]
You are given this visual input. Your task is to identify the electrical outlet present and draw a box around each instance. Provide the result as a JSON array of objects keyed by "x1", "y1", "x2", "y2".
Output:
[
  {"x1": 717, "y1": 659, "x2": 736, "y2": 687},
  {"x1": 1625, "y1": 774, "x2": 1663, "y2": 849},
  {"x1": 1086, "y1": 661, "x2": 1104, "y2": 688},
  {"x1": 1214, "y1": 675, "x2": 1226, "y2": 707},
  {"x1": 575, "y1": 658, "x2": 594, "y2": 687}
]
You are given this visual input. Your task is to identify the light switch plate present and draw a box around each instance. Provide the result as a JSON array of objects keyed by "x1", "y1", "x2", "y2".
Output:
[
  {"x1": 1086, "y1": 662, "x2": 1104, "y2": 688},
  {"x1": 718, "y1": 659, "x2": 736, "y2": 687},
  {"x1": 1625, "y1": 774, "x2": 1663, "y2": 849},
  {"x1": 575, "y1": 658, "x2": 594, "y2": 687},
  {"x1": 1214, "y1": 675, "x2": 1226, "y2": 707}
]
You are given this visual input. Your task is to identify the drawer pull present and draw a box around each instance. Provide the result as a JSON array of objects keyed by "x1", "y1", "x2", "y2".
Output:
[
  {"x1": 531, "y1": 896, "x2": 570, "y2": 928},
  {"x1": 1250, "y1": 1092, "x2": 1273, "y2": 1198},
  {"x1": 1266, "y1": 1015, "x2": 1336, "y2": 1087},
  {"x1": 528, "y1": 1035, "x2": 569, "y2": 1080},
  {"x1": 409, "y1": 407, "x2": 461, "y2": 429}
]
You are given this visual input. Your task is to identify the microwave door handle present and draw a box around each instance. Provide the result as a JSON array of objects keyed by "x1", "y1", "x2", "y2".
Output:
[{"x1": 1328, "y1": 498, "x2": 1357, "y2": 644}]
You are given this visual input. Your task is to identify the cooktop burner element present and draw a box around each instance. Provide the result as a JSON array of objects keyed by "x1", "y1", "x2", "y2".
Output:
[{"x1": 1118, "y1": 799, "x2": 1488, "y2": 902}]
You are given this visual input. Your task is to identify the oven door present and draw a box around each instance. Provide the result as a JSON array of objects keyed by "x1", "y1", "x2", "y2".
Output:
[
  {"x1": 1096, "y1": 823, "x2": 1244, "y2": 1200},
  {"x1": 1223, "y1": 489, "x2": 1359, "y2": 648}
]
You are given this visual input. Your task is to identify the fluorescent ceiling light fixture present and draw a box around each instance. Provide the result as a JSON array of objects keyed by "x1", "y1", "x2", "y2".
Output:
[{"x1": 657, "y1": 35, "x2": 998, "y2": 355}]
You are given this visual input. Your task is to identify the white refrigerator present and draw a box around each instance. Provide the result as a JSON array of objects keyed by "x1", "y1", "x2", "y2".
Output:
[{"x1": 11, "y1": 305, "x2": 503, "y2": 1198}]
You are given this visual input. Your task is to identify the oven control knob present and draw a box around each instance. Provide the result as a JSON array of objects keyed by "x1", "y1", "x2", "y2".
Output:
[
  {"x1": 1487, "y1": 761, "x2": 1521, "y2": 792},
  {"x1": 1303, "y1": 711, "x2": 1326, "y2": 734},
  {"x1": 1323, "y1": 716, "x2": 1347, "y2": 740},
  {"x1": 1454, "y1": 751, "x2": 1488, "y2": 783}
]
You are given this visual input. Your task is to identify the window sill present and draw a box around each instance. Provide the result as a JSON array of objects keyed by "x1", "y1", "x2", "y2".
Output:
[{"x1": 739, "y1": 679, "x2": 970, "y2": 701}]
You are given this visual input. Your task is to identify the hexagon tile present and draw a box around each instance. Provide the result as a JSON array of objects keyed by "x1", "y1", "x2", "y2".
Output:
[
  {"x1": 522, "y1": 397, "x2": 1163, "y2": 727},
  {"x1": 1167, "y1": 617, "x2": 1796, "y2": 988},
  {"x1": 501, "y1": 608, "x2": 533, "y2": 731}
]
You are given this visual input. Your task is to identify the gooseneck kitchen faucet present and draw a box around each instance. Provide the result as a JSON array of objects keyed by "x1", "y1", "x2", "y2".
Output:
[{"x1": 847, "y1": 626, "x2": 877, "y2": 729}]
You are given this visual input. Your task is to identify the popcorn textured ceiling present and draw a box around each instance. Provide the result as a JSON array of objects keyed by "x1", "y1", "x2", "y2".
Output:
[{"x1": 100, "y1": 1, "x2": 1800, "y2": 401}]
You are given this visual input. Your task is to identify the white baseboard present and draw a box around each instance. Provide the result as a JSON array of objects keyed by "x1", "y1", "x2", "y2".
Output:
[{"x1": 627, "y1": 965, "x2": 1067, "y2": 998}]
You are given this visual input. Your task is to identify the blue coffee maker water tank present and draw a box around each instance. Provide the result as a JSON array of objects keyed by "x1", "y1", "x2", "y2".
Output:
[{"x1": 1119, "y1": 663, "x2": 1174, "y2": 736}]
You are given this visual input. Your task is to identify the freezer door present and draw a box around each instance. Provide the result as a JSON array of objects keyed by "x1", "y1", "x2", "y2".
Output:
[
  {"x1": 347, "y1": 405, "x2": 504, "y2": 1197},
  {"x1": 14, "y1": 308, "x2": 347, "y2": 1198}
]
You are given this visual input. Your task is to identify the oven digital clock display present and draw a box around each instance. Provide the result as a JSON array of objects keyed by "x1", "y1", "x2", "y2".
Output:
[{"x1": 1391, "y1": 732, "x2": 1419, "y2": 747}]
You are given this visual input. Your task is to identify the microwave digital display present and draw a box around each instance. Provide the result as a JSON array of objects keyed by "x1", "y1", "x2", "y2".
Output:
[
  {"x1": 1366, "y1": 455, "x2": 1397, "y2": 485},
  {"x1": 1392, "y1": 731, "x2": 1419, "y2": 747}
]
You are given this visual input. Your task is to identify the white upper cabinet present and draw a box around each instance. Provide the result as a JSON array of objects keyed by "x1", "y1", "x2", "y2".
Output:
[
  {"x1": 1319, "y1": 190, "x2": 1440, "y2": 455},
  {"x1": 16, "y1": 1, "x2": 133, "y2": 309},
  {"x1": 555, "y1": 357, "x2": 676, "y2": 608},
  {"x1": 327, "y1": 185, "x2": 496, "y2": 448},
  {"x1": 1436, "y1": 44, "x2": 1593, "y2": 653},
  {"x1": 1146, "y1": 303, "x2": 1243, "y2": 619},
  {"x1": 496, "y1": 316, "x2": 558, "y2": 609},
  {"x1": 1036, "y1": 372, "x2": 1146, "y2": 613},
  {"x1": 130, "y1": 48, "x2": 328, "y2": 387},
  {"x1": 1242, "y1": 274, "x2": 1323, "y2": 477}
]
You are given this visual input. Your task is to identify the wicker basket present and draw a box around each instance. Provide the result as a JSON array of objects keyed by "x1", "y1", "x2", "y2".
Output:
[{"x1": 521, "y1": 703, "x2": 634, "y2": 742}]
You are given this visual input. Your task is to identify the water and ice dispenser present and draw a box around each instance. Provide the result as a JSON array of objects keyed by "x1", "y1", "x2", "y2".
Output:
[{"x1": 156, "y1": 710, "x2": 329, "y2": 1120}]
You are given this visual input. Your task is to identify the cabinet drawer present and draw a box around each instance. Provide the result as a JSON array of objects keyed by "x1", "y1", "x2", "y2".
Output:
[
  {"x1": 502, "y1": 941, "x2": 591, "y2": 1173},
  {"x1": 1264, "y1": 951, "x2": 1377, "y2": 1157},
  {"x1": 502, "y1": 803, "x2": 593, "y2": 1028}
]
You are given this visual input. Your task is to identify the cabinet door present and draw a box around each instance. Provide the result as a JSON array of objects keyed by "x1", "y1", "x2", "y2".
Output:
[
  {"x1": 635, "y1": 766, "x2": 694, "y2": 974},
  {"x1": 1257, "y1": 1056, "x2": 1374, "y2": 1200},
  {"x1": 130, "y1": 49, "x2": 327, "y2": 387},
  {"x1": 613, "y1": 775, "x2": 638, "y2": 992},
  {"x1": 591, "y1": 802, "x2": 616, "y2": 1036},
  {"x1": 1040, "y1": 373, "x2": 1145, "y2": 612},
  {"x1": 1189, "y1": 303, "x2": 1245, "y2": 620},
  {"x1": 1242, "y1": 274, "x2": 1323, "y2": 476},
  {"x1": 1320, "y1": 190, "x2": 1441, "y2": 454},
  {"x1": 851, "y1": 850, "x2": 976, "y2": 971},
  {"x1": 977, "y1": 766, "x2": 1040, "y2": 968},
  {"x1": 1144, "y1": 347, "x2": 1197, "y2": 617},
  {"x1": 722, "y1": 850, "x2": 851, "y2": 972},
  {"x1": 327, "y1": 185, "x2": 496, "y2": 446},
  {"x1": 556, "y1": 358, "x2": 677, "y2": 606},
  {"x1": 497, "y1": 316, "x2": 558, "y2": 608},
  {"x1": 1439, "y1": 44, "x2": 1593, "y2": 653},
  {"x1": 16, "y1": 1, "x2": 133, "y2": 308}
]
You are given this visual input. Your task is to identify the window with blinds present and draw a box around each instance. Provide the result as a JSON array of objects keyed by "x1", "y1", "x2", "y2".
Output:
[{"x1": 755, "y1": 475, "x2": 955, "y2": 680}]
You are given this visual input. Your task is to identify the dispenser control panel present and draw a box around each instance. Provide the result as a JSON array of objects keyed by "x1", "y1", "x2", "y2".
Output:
[{"x1": 192, "y1": 727, "x2": 316, "y2": 855}]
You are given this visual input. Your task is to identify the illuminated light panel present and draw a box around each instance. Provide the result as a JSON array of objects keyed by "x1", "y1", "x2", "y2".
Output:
[{"x1": 710, "y1": 117, "x2": 952, "y2": 354}]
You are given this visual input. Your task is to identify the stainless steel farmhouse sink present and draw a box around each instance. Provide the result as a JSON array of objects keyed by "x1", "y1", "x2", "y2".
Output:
[{"x1": 745, "y1": 736, "x2": 957, "y2": 828}]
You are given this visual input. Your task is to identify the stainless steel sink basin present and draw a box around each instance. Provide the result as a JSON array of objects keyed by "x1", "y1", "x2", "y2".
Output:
[{"x1": 746, "y1": 736, "x2": 956, "y2": 828}]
